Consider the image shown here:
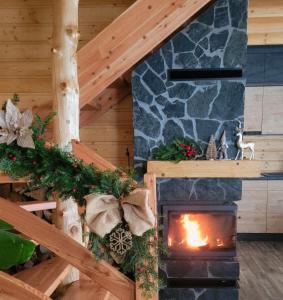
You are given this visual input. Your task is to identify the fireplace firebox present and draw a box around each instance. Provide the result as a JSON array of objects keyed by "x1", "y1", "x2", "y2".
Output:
[
  {"x1": 160, "y1": 203, "x2": 240, "y2": 299},
  {"x1": 164, "y1": 204, "x2": 237, "y2": 259}
]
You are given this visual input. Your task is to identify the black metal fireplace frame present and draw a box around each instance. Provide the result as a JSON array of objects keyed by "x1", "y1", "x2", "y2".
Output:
[{"x1": 163, "y1": 203, "x2": 237, "y2": 259}]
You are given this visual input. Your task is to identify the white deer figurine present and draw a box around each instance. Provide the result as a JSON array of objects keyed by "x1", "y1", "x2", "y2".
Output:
[{"x1": 235, "y1": 123, "x2": 255, "y2": 160}]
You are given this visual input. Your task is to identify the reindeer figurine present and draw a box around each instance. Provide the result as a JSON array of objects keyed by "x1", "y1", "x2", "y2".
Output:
[{"x1": 235, "y1": 122, "x2": 255, "y2": 160}]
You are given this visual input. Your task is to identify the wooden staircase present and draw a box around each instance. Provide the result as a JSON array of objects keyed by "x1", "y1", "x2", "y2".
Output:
[
  {"x1": 78, "y1": 0, "x2": 212, "y2": 115},
  {"x1": 36, "y1": 0, "x2": 213, "y2": 127},
  {"x1": 0, "y1": 182, "x2": 135, "y2": 300},
  {"x1": 0, "y1": 142, "x2": 157, "y2": 299}
]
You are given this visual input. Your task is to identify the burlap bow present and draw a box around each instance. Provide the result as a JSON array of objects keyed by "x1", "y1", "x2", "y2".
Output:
[{"x1": 85, "y1": 188, "x2": 155, "y2": 237}]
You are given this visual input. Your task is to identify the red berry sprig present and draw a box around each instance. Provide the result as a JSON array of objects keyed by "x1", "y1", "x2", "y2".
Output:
[
  {"x1": 8, "y1": 153, "x2": 17, "y2": 161},
  {"x1": 180, "y1": 143, "x2": 197, "y2": 158}
]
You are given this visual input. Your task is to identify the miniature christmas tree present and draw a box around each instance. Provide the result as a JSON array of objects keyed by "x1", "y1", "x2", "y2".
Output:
[
  {"x1": 218, "y1": 130, "x2": 228, "y2": 160},
  {"x1": 206, "y1": 135, "x2": 217, "y2": 160}
]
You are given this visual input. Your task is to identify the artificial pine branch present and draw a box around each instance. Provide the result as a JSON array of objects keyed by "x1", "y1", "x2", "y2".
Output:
[
  {"x1": 152, "y1": 137, "x2": 204, "y2": 162},
  {"x1": 0, "y1": 113, "x2": 159, "y2": 295}
]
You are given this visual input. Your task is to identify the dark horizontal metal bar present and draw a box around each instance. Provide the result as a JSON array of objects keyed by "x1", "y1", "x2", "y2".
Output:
[{"x1": 168, "y1": 68, "x2": 243, "y2": 81}]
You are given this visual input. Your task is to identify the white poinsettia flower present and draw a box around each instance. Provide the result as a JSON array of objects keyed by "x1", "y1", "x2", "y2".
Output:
[{"x1": 0, "y1": 99, "x2": 35, "y2": 149}]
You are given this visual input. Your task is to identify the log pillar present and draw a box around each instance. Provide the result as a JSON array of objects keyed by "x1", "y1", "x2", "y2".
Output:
[{"x1": 52, "y1": 0, "x2": 82, "y2": 285}]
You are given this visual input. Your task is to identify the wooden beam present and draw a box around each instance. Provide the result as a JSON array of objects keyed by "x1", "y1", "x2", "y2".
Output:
[
  {"x1": 144, "y1": 173, "x2": 157, "y2": 216},
  {"x1": 0, "y1": 172, "x2": 27, "y2": 183},
  {"x1": 147, "y1": 160, "x2": 263, "y2": 178},
  {"x1": 0, "y1": 198, "x2": 135, "y2": 300},
  {"x1": 80, "y1": 79, "x2": 131, "y2": 127},
  {"x1": 78, "y1": 0, "x2": 213, "y2": 108},
  {"x1": 15, "y1": 257, "x2": 70, "y2": 296},
  {"x1": 19, "y1": 200, "x2": 57, "y2": 212},
  {"x1": 135, "y1": 173, "x2": 158, "y2": 300},
  {"x1": 0, "y1": 271, "x2": 51, "y2": 300}
]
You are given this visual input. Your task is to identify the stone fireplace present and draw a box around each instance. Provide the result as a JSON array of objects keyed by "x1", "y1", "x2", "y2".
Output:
[{"x1": 132, "y1": 0, "x2": 247, "y2": 299}]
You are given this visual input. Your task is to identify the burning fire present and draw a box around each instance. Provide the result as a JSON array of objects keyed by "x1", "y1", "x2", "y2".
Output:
[{"x1": 180, "y1": 214, "x2": 208, "y2": 248}]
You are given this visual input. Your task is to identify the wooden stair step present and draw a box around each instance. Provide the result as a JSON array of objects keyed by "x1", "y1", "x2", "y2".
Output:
[
  {"x1": 19, "y1": 200, "x2": 57, "y2": 212},
  {"x1": 0, "y1": 198, "x2": 135, "y2": 300},
  {"x1": 15, "y1": 257, "x2": 70, "y2": 297},
  {"x1": 0, "y1": 271, "x2": 51, "y2": 300},
  {"x1": 62, "y1": 274, "x2": 119, "y2": 300}
]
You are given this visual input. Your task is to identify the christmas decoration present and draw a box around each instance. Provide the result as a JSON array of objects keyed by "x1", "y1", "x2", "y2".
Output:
[
  {"x1": 0, "y1": 100, "x2": 159, "y2": 296},
  {"x1": 206, "y1": 135, "x2": 217, "y2": 160},
  {"x1": 218, "y1": 130, "x2": 228, "y2": 160},
  {"x1": 85, "y1": 189, "x2": 155, "y2": 238},
  {"x1": 152, "y1": 137, "x2": 203, "y2": 162},
  {"x1": 0, "y1": 100, "x2": 35, "y2": 149},
  {"x1": 110, "y1": 227, "x2": 133, "y2": 256},
  {"x1": 235, "y1": 122, "x2": 255, "y2": 160}
]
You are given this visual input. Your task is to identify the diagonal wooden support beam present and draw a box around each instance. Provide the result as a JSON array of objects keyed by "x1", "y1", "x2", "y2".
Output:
[
  {"x1": 80, "y1": 78, "x2": 131, "y2": 127},
  {"x1": 0, "y1": 198, "x2": 135, "y2": 300},
  {"x1": 78, "y1": 0, "x2": 213, "y2": 109}
]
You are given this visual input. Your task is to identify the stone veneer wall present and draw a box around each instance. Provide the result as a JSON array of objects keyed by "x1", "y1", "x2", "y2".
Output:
[
  {"x1": 157, "y1": 178, "x2": 242, "y2": 203},
  {"x1": 132, "y1": 0, "x2": 248, "y2": 185}
]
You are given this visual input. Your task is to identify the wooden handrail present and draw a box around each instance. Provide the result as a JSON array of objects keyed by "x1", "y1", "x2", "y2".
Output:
[{"x1": 0, "y1": 198, "x2": 135, "y2": 300}]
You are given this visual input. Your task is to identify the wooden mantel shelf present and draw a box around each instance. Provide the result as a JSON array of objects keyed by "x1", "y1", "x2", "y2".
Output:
[{"x1": 147, "y1": 160, "x2": 263, "y2": 178}]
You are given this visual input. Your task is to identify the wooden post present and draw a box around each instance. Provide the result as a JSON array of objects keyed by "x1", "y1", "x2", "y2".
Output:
[
  {"x1": 136, "y1": 173, "x2": 158, "y2": 300},
  {"x1": 52, "y1": 0, "x2": 82, "y2": 285},
  {"x1": 52, "y1": 0, "x2": 80, "y2": 149}
]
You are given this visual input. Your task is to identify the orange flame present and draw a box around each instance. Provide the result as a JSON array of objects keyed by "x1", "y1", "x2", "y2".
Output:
[
  {"x1": 180, "y1": 214, "x2": 208, "y2": 248},
  {"x1": 168, "y1": 237, "x2": 172, "y2": 247}
]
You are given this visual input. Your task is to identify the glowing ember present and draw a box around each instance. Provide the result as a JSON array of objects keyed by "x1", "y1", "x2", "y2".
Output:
[
  {"x1": 168, "y1": 237, "x2": 173, "y2": 247},
  {"x1": 180, "y1": 214, "x2": 208, "y2": 248},
  {"x1": 216, "y1": 238, "x2": 224, "y2": 247}
]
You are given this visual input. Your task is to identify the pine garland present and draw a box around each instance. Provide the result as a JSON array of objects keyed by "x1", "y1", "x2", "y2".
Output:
[
  {"x1": 0, "y1": 113, "x2": 160, "y2": 296},
  {"x1": 152, "y1": 137, "x2": 204, "y2": 162}
]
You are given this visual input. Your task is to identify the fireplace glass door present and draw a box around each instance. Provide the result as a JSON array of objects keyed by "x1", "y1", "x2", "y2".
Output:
[{"x1": 165, "y1": 205, "x2": 237, "y2": 258}]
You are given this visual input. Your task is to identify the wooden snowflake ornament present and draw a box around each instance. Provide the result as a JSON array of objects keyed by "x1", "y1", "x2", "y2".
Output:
[{"x1": 109, "y1": 228, "x2": 133, "y2": 256}]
